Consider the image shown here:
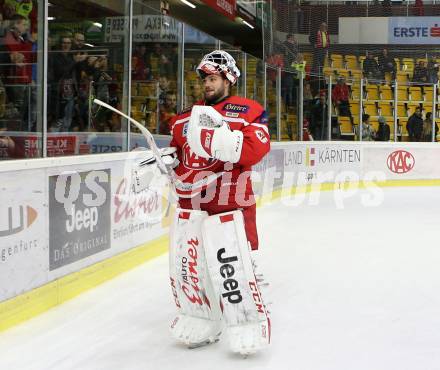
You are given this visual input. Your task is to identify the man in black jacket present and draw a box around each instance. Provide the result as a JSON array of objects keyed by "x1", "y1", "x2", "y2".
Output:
[
  {"x1": 363, "y1": 53, "x2": 381, "y2": 81},
  {"x1": 407, "y1": 107, "x2": 423, "y2": 141},
  {"x1": 378, "y1": 49, "x2": 396, "y2": 80},
  {"x1": 376, "y1": 116, "x2": 390, "y2": 141}
]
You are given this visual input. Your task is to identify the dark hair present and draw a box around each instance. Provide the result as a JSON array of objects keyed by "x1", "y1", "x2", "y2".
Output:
[
  {"x1": 11, "y1": 14, "x2": 27, "y2": 24},
  {"x1": 362, "y1": 113, "x2": 370, "y2": 122}
]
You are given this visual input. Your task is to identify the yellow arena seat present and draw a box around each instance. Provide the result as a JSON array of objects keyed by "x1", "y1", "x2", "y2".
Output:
[
  {"x1": 350, "y1": 100, "x2": 360, "y2": 115},
  {"x1": 380, "y1": 85, "x2": 393, "y2": 100},
  {"x1": 366, "y1": 85, "x2": 379, "y2": 100},
  {"x1": 409, "y1": 87, "x2": 423, "y2": 101},
  {"x1": 350, "y1": 86, "x2": 361, "y2": 100},
  {"x1": 364, "y1": 102, "x2": 377, "y2": 116},
  {"x1": 379, "y1": 102, "x2": 393, "y2": 117},
  {"x1": 349, "y1": 70, "x2": 362, "y2": 82},
  {"x1": 399, "y1": 117, "x2": 409, "y2": 139},
  {"x1": 397, "y1": 86, "x2": 409, "y2": 101},
  {"x1": 396, "y1": 71, "x2": 409, "y2": 84},
  {"x1": 396, "y1": 103, "x2": 407, "y2": 117},
  {"x1": 331, "y1": 54, "x2": 344, "y2": 69},
  {"x1": 338, "y1": 116, "x2": 353, "y2": 135},
  {"x1": 345, "y1": 55, "x2": 358, "y2": 70},
  {"x1": 423, "y1": 86, "x2": 434, "y2": 102}
]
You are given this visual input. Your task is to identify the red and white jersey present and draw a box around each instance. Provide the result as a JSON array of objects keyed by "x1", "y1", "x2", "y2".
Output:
[{"x1": 169, "y1": 95, "x2": 270, "y2": 204}]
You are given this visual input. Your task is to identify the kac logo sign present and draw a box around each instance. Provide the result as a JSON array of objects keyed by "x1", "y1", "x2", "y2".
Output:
[{"x1": 387, "y1": 150, "x2": 415, "y2": 174}]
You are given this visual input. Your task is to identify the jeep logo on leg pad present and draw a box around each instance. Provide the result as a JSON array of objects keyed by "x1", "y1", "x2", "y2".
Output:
[{"x1": 217, "y1": 247, "x2": 243, "y2": 304}]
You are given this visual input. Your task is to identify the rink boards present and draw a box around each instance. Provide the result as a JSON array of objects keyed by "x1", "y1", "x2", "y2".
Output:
[{"x1": 1, "y1": 141, "x2": 440, "y2": 331}]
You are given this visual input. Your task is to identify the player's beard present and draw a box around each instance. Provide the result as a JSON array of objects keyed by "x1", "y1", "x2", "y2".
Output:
[{"x1": 204, "y1": 85, "x2": 226, "y2": 105}]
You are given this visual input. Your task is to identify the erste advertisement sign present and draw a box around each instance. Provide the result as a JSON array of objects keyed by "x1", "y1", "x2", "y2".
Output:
[{"x1": 389, "y1": 17, "x2": 440, "y2": 44}]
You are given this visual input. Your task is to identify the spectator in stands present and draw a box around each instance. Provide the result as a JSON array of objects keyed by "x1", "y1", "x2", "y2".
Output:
[
  {"x1": 71, "y1": 31, "x2": 90, "y2": 82},
  {"x1": 282, "y1": 34, "x2": 299, "y2": 109},
  {"x1": 427, "y1": 57, "x2": 439, "y2": 84},
  {"x1": 92, "y1": 56, "x2": 112, "y2": 103},
  {"x1": 375, "y1": 115, "x2": 390, "y2": 141},
  {"x1": 310, "y1": 92, "x2": 328, "y2": 140},
  {"x1": 303, "y1": 81, "x2": 314, "y2": 117},
  {"x1": 310, "y1": 22, "x2": 330, "y2": 74},
  {"x1": 363, "y1": 53, "x2": 381, "y2": 82},
  {"x1": 382, "y1": 0, "x2": 392, "y2": 16},
  {"x1": 356, "y1": 113, "x2": 375, "y2": 141},
  {"x1": 132, "y1": 44, "x2": 153, "y2": 81},
  {"x1": 407, "y1": 106, "x2": 424, "y2": 141},
  {"x1": 378, "y1": 48, "x2": 396, "y2": 80},
  {"x1": 1, "y1": 14, "x2": 33, "y2": 131},
  {"x1": 72, "y1": 31, "x2": 88, "y2": 51},
  {"x1": 158, "y1": 75, "x2": 170, "y2": 106},
  {"x1": 282, "y1": 34, "x2": 299, "y2": 68},
  {"x1": 332, "y1": 76, "x2": 352, "y2": 121},
  {"x1": 0, "y1": 127, "x2": 15, "y2": 157},
  {"x1": 412, "y1": 60, "x2": 428, "y2": 85},
  {"x1": 302, "y1": 116, "x2": 313, "y2": 141},
  {"x1": 49, "y1": 35, "x2": 77, "y2": 132},
  {"x1": 422, "y1": 112, "x2": 438, "y2": 142},
  {"x1": 266, "y1": 47, "x2": 284, "y2": 87},
  {"x1": 186, "y1": 81, "x2": 202, "y2": 106},
  {"x1": 150, "y1": 43, "x2": 174, "y2": 78},
  {"x1": 414, "y1": 0, "x2": 424, "y2": 16},
  {"x1": 2, "y1": 0, "x2": 33, "y2": 19},
  {"x1": 158, "y1": 91, "x2": 176, "y2": 135}
]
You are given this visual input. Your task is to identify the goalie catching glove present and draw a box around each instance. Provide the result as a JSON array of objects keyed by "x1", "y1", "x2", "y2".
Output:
[
  {"x1": 187, "y1": 105, "x2": 244, "y2": 163},
  {"x1": 132, "y1": 147, "x2": 178, "y2": 193}
]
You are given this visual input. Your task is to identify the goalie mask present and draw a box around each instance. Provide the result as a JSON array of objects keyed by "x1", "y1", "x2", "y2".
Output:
[{"x1": 196, "y1": 50, "x2": 241, "y2": 85}]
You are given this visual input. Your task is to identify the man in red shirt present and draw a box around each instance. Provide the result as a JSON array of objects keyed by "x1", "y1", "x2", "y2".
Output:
[
  {"x1": 310, "y1": 22, "x2": 330, "y2": 73},
  {"x1": 1, "y1": 14, "x2": 33, "y2": 131},
  {"x1": 164, "y1": 50, "x2": 271, "y2": 354},
  {"x1": 332, "y1": 76, "x2": 352, "y2": 121},
  {"x1": 169, "y1": 50, "x2": 270, "y2": 249}
]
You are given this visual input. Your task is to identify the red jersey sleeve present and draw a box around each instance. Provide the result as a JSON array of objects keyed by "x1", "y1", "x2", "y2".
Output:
[{"x1": 237, "y1": 107, "x2": 270, "y2": 167}]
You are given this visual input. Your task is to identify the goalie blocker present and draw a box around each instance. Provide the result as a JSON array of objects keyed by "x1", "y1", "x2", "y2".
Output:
[{"x1": 169, "y1": 208, "x2": 270, "y2": 355}]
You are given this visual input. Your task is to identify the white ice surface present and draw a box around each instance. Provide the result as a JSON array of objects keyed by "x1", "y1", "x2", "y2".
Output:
[{"x1": 1, "y1": 187, "x2": 440, "y2": 370}]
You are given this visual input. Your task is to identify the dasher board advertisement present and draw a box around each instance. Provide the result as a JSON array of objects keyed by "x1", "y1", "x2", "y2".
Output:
[{"x1": 0, "y1": 170, "x2": 47, "y2": 302}]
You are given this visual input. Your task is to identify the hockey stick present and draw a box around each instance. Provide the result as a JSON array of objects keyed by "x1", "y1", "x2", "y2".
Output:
[
  {"x1": 93, "y1": 99, "x2": 175, "y2": 182},
  {"x1": 93, "y1": 99, "x2": 177, "y2": 197}
]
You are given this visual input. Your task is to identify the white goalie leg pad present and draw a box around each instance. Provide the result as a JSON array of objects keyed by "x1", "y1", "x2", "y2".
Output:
[
  {"x1": 169, "y1": 208, "x2": 223, "y2": 347},
  {"x1": 201, "y1": 211, "x2": 271, "y2": 355}
]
